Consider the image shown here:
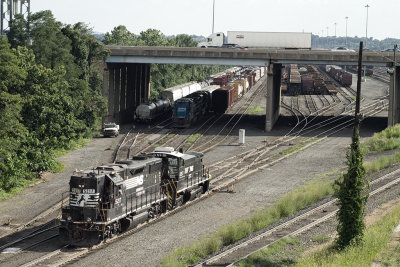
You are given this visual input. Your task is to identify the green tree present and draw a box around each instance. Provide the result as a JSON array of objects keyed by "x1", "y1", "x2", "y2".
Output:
[
  {"x1": 62, "y1": 23, "x2": 109, "y2": 80},
  {"x1": 0, "y1": 12, "x2": 108, "y2": 194},
  {"x1": 172, "y1": 34, "x2": 197, "y2": 47},
  {"x1": 135, "y1": 29, "x2": 168, "y2": 46},
  {"x1": 104, "y1": 25, "x2": 136, "y2": 46},
  {"x1": 335, "y1": 125, "x2": 369, "y2": 249},
  {"x1": 29, "y1": 11, "x2": 80, "y2": 78},
  {"x1": 6, "y1": 13, "x2": 30, "y2": 48},
  {"x1": 0, "y1": 36, "x2": 26, "y2": 93}
]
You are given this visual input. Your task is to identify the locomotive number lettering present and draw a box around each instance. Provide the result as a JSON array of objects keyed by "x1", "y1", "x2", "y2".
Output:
[
  {"x1": 82, "y1": 189, "x2": 95, "y2": 194},
  {"x1": 71, "y1": 188, "x2": 81, "y2": 193}
]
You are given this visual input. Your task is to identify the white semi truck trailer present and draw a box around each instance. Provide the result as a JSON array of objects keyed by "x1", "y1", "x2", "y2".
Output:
[{"x1": 197, "y1": 31, "x2": 312, "y2": 50}]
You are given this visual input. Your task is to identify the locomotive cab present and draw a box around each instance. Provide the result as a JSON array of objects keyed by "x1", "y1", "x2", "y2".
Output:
[{"x1": 150, "y1": 147, "x2": 209, "y2": 204}]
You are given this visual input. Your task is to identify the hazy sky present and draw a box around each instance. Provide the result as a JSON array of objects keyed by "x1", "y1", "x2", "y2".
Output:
[{"x1": 30, "y1": 0, "x2": 398, "y2": 40}]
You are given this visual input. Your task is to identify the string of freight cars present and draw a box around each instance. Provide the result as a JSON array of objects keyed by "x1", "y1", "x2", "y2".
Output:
[{"x1": 134, "y1": 66, "x2": 266, "y2": 128}]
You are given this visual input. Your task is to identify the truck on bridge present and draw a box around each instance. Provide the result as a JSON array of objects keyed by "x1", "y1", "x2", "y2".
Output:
[{"x1": 197, "y1": 31, "x2": 312, "y2": 50}]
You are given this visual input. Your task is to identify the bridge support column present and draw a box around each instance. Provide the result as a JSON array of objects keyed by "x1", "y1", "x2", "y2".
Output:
[
  {"x1": 389, "y1": 66, "x2": 400, "y2": 126},
  {"x1": 265, "y1": 63, "x2": 282, "y2": 132},
  {"x1": 103, "y1": 63, "x2": 151, "y2": 124}
]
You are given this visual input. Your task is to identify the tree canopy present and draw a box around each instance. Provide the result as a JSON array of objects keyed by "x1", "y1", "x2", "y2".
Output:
[
  {"x1": 1, "y1": 11, "x2": 108, "y2": 195},
  {"x1": 104, "y1": 25, "x2": 226, "y2": 98}
]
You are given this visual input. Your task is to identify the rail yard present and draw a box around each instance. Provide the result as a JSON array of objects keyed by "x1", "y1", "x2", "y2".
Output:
[{"x1": 0, "y1": 64, "x2": 398, "y2": 267}]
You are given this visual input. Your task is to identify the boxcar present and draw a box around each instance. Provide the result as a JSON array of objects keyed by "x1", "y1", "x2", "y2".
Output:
[{"x1": 212, "y1": 85, "x2": 235, "y2": 113}]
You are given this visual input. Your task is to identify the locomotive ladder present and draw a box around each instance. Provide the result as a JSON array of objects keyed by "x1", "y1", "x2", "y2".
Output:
[{"x1": 162, "y1": 179, "x2": 177, "y2": 210}]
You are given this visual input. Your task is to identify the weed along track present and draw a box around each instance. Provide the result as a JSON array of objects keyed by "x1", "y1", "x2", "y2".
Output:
[{"x1": 195, "y1": 166, "x2": 400, "y2": 267}]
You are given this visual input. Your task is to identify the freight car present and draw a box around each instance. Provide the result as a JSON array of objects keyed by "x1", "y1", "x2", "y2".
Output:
[
  {"x1": 135, "y1": 98, "x2": 171, "y2": 121},
  {"x1": 59, "y1": 147, "x2": 210, "y2": 246},
  {"x1": 159, "y1": 82, "x2": 202, "y2": 105},
  {"x1": 347, "y1": 66, "x2": 373, "y2": 76},
  {"x1": 327, "y1": 66, "x2": 352, "y2": 87},
  {"x1": 289, "y1": 69, "x2": 301, "y2": 95},
  {"x1": 212, "y1": 85, "x2": 236, "y2": 113},
  {"x1": 301, "y1": 75, "x2": 314, "y2": 94}
]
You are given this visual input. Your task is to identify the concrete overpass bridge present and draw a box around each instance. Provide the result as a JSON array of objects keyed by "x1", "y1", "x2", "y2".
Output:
[{"x1": 103, "y1": 46, "x2": 399, "y2": 131}]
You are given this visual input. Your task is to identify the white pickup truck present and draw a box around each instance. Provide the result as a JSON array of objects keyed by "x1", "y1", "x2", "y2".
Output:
[{"x1": 102, "y1": 123, "x2": 119, "y2": 137}]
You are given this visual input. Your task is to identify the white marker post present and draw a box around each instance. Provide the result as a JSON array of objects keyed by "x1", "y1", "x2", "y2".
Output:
[{"x1": 239, "y1": 129, "x2": 245, "y2": 144}]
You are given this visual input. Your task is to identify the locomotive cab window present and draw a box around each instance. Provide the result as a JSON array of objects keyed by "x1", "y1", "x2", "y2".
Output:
[{"x1": 168, "y1": 158, "x2": 179, "y2": 177}]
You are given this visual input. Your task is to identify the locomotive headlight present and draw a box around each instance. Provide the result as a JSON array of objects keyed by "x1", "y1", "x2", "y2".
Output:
[{"x1": 67, "y1": 216, "x2": 72, "y2": 221}]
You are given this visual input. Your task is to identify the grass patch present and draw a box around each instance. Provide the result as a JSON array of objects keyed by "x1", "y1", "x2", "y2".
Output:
[
  {"x1": 362, "y1": 124, "x2": 400, "y2": 155},
  {"x1": 374, "y1": 241, "x2": 400, "y2": 266},
  {"x1": 247, "y1": 105, "x2": 264, "y2": 115},
  {"x1": 278, "y1": 142, "x2": 306, "y2": 157},
  {"x1": 312, "y1": 234, "x2": 331, "y2": 243},
  {"x1": 161, "y1": 178, "x2": 334, "y2": 267},
  {"x1": 363, "y1": 152, "x2": 400, "y2": 173},
  {"x1": 0, "y1": 176, "x2": 39, "y2": 200},
  {"x1": 156, "y1": 134, "x2": 176, "y2": 146},
  {"x1": 50, "y1": 137, "x2": 92, "y2": 173},
  {"x1": 236, "y1": 237, "x2": 301, "y2": 267},
  {"x1": 52, "y1": 138, "x2": 92, "y2": 158},
  {"x1": 0, "y1": 137, "x2": 91, "y2": 200},
  {"x1": 185, "y1": 133, "x2": 202, "y2": 147},
  {"x1": 294, "y1": 204, "x2": 400, "y2": 267}
]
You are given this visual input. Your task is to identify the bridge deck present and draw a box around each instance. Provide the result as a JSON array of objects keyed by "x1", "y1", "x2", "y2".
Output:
[{"x1": 106, "y1": 46, "x2": 396, "y2": 67}]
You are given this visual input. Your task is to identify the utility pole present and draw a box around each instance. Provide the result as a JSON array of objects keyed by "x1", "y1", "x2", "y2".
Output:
[
  {"x1": 364, "y1": 4, "x2": 370, "y2": 81},
  {"x1": 365, "y1": 4, "x2": 370, "y2": 48},
  {"x1": 355, "y1": 41, "x2": 363, "y2": 128},
  {"x1": 394, "y1": 44, "x2": 397, "y2": 124},
  {"x1": 334, "y1": 22, "x2": 337, "y2": 47},
  {"x1": 212, "y1": 0, "x2": 215, "y2": 33},
  {"x1": 334, "y1": 22, "x2": 337, "y2": 37},
  {"x1": 345, "y1": 16, "x2": 349, "y2": 48}
]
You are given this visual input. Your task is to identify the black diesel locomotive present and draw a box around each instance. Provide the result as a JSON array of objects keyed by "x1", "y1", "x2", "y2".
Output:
[{"x1": 59, "y1": 147, "x2": 210, "y2": 246}]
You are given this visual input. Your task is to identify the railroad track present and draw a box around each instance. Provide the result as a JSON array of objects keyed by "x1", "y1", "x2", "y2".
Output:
[
  {"x1": 194, "y1": 103, "x2": 390, "y2": 267},
  {"x1": 112, "y1": 118, "x2": 173, "y2": 162},
  {"x1": 189, "y1": 76, "x2": 268, "y2": 153},
  {"x1": 11, "y1": 93, "x2": 388, "y2": 267},
  {"x1": 0, "y1": 220, "x2": 59, "y2": 253},
  {"x1": 304, "y1": 95, "x2": 318, "y2": 115},
  {"x1": 207, "y1": 97, "x2": 387, "y2": 187}
]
